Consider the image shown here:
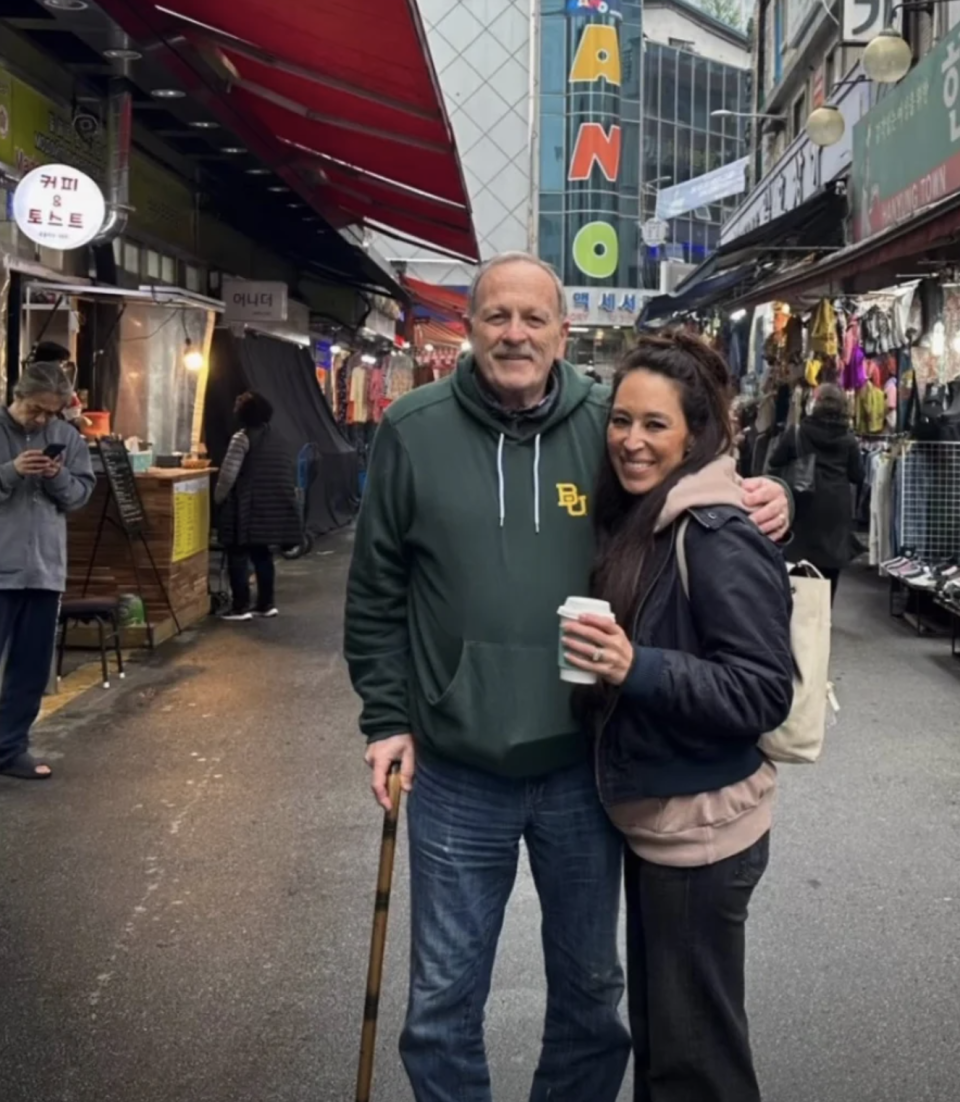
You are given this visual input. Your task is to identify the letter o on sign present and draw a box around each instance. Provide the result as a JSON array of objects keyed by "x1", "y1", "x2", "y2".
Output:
[{"x1": 573, "y1": 221, "x2": 619, "y2": 279}]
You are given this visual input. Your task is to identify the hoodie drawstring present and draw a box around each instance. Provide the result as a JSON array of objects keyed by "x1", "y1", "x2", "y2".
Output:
[
  {"x1": 496, "y1": 433, "x2": 543, "y2": 534},
  {"x1": 497, "y1": 433, "x2": 506, "y2": 528},
  {"x1": 533, "y1": 434, "x2": 542, "y2": 534}
]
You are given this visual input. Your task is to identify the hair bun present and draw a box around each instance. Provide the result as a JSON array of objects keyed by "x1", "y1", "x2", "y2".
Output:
[{"x1": 636, "y1": 330, "x2": 731, "y2": 390}]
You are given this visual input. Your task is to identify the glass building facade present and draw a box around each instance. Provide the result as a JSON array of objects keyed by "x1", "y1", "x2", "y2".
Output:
[
  {"x1": 639, "y1": 42, "x2": 750, "y2": 287},
  {"x1": 538, "y1": 0, "x2": 643, "y2": 289},
  {"x1": 537, "y1": 4, "x2": 750, "y2": 294}
]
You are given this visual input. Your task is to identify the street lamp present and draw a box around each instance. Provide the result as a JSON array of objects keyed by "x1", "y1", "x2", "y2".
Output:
[
  {"x1": 861, "y1": 0, "x2": 954, "y2": 84},
  {"x1": 806, "y1": 104, "x2": 846, "y2": 147},
  {"x1": 862, "y1": 26, "x2": 914, "y2": 84}
]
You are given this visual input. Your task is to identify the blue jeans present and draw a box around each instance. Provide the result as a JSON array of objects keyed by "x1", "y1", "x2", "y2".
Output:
[{"x1": 401, "y1": 753, "x2": 630, "y2": 1102}]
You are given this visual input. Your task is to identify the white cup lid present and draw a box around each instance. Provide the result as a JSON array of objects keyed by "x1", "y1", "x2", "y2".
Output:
[{"x1": 558, "y1": 596, "x2": 613, "y2": 619}]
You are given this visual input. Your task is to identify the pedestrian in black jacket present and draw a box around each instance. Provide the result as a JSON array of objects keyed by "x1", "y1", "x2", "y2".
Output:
[
  {"x1": 215, "y1": 392, "x2": 301, "y2": 621},
  {"x1": 562, "y1": 333, "x2": 794, "y2": 1102},
  {"x1": 770, "y1": 384, "x2": 864, "y2": 604}
]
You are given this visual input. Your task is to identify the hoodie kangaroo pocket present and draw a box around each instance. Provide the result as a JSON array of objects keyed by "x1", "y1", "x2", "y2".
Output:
[{"x1": 423, "y1": 641, "x2": 576, "y2": 770}]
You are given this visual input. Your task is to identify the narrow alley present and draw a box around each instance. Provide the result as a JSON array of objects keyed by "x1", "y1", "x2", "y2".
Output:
[{"x1": 2, "y1": 535, "x2": 959, "y2": 1102}]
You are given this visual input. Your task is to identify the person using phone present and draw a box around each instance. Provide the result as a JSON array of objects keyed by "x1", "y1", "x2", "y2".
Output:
[{"x1": 0, "y1": 362, "x2": 95, "y2": 779}]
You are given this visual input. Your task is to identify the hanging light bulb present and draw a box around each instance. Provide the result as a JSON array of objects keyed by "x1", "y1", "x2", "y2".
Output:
[
  {"x1": 932, "y1": 321, "x2": 946, "y2": 358},
  {"x1": 863, "y1": 28, "x2": 913, "y2": 85},
  {"x1": 330, "y1": 343, "x2": 342, "y2": 355},
  {"x1": 806, "y1": 105, "x2": 845, "y2": 148},
  {"x1": 460, "y1": 340, "x2": 471, "y2": 352},
  {"x1": 183, "y1": 338, "x2": 204, "y2": 371}
]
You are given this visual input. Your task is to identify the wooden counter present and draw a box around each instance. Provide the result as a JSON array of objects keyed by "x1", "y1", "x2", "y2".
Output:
[{"x1": 65, "y1": 467, "x2": 215, "y2": 647}]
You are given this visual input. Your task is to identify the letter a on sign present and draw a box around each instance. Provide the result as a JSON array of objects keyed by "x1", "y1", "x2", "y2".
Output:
[
  {"x1": 569, "y1": 123, "x2": 622, "y2": 182},
  {"x1": 569, "y1": 25, "x2": 621, "y2": 85}
]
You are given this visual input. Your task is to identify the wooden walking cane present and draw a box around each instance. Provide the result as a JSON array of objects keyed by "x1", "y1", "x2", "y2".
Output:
[{"x1": 355, "y1": 762, "x2": 404, "y2": 1102}]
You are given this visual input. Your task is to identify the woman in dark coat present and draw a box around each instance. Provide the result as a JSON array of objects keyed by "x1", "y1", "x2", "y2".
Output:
[
  {"x1": 215, "y1": 392, "x2": 302, "y2": 621},
  {"x1": 770, "y1": 384, "x2": 864, "y2": 603}
]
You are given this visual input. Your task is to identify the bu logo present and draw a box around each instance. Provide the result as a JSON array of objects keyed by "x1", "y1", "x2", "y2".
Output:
[{"x1": 556, "y1": 483, "x2": 588, "y2": 517}]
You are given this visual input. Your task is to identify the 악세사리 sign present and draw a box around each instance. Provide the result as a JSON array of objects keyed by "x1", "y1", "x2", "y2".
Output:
[{"x1": 852, "y1": 29, "x2": 960, "y2": 243}]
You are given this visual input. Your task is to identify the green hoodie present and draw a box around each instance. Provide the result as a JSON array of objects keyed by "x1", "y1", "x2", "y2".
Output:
[{"x1": 344, "y1": 355, "x2": 609, "y2": 777}]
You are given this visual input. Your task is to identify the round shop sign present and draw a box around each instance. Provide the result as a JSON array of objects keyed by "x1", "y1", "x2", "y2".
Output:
[
  {"x1": 641, "y1": 218, "x2": 669, "y2": 247},
  {"x1": 13, "y1": 163, "x2": 106, "y2": 250}
]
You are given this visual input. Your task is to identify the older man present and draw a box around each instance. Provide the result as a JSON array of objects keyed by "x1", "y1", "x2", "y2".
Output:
[
  {"x1": 0, "y1": 362, "x2": 94, "y2": 779},
  {"x1": 344, "y1": 253, "x2": 789, "y2": 1102}
]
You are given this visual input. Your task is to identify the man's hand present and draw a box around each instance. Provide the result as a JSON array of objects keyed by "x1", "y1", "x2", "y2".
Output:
[
  {"x1": 364, "y1": 734, "x2": 415, "y2": 812},
  {"x1": 42, "y1": 459, "x2": 63, "y2": 480},
  {"x1": 13, "y1": 450, "x2": 56, "y2": 478},
  {"x1": 742, "y1": 477, "x2": 790, "y2": 541}
]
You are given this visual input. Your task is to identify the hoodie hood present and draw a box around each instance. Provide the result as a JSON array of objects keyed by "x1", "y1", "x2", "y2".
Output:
[
  {"x1": 452, "y1": 353, "x2": 605, "y2": 533},
  {"x1": 654, "y1": 455, "x2": 745, "y2": 533},
  {"x1": 802, "y1": 415, "x2": 853, "y2": 452},
  {"x1": 452, "y1": 353, "x2": 598, "y2": 441}
]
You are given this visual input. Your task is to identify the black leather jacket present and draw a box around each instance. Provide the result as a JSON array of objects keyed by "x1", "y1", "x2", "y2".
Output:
[{"x1": 595, "y1": 505, "x2": 794, "y2": 808}]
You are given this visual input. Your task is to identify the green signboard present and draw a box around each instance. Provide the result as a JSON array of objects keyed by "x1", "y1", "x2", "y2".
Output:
[
  {"x1": 0, "y1": 64, "x2": 105, "y2": 180},
  {"x1": 852, "y1": 32, "x2": 960, "y2": 243}
]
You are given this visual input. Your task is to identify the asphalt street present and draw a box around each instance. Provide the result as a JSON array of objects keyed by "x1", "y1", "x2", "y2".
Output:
[{"x1": 2, "y1": 531, "x2": 959, "y2": 1102}]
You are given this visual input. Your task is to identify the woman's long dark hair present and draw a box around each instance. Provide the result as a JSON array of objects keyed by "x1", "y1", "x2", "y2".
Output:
[{"x1": 592, "y1": 332, "x2": 734, "y2": 626}]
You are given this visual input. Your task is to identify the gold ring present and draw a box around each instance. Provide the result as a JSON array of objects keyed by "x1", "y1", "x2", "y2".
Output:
[{"x1": 592, "y1": 648, "x2": 605, "y2": 663}]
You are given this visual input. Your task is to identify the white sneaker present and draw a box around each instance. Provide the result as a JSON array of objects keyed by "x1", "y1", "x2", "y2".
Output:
[
  {"x1": 221, "y1": 610, "x2": 254, "y2": 622},
  {"x1": 254, "y1": 608, "x2": 279, "y2": 618}
]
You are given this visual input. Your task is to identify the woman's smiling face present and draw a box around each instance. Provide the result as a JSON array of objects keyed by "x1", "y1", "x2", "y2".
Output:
[{"x1": 606, "y1": 368, "x2": 692, "y2": 495}]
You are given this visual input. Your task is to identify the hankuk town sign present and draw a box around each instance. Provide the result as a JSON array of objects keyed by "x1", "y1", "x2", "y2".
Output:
[
  {"x1": 566, "y1": 20, "x2": 624, "y2": 281},
  {"x1": 852, "y1": 25, "x2": 960, "y2": 243}
]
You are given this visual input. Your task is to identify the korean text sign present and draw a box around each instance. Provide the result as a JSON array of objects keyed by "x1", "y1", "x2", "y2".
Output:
[{"x1": 13, "y1": 163, "x2": 106, "y2": 249}]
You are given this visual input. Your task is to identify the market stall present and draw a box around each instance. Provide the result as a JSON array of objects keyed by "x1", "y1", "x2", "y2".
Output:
[{"x1": 20, "y1": 281, "x2": 222, "y2": 644}]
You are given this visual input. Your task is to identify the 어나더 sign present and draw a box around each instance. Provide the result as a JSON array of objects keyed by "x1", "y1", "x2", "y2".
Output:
[{"x1": 851, "y1": 28, "x2": 960, "y2": 243}]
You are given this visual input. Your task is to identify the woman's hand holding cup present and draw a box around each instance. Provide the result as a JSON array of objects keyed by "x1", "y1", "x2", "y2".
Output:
[{"x1": 562, "y1": 614, "x2": 636, "y2": 687}]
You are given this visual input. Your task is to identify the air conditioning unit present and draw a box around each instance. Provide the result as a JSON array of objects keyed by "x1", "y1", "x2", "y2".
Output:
[{"x1": 659, "y1": 260, "x2": 696, "y2": 294}]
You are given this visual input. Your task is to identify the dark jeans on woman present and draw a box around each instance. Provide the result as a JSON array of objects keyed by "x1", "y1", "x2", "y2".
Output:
[
  {"x1": 625, "y1": 832, "x2": 770, "y2": 1102},
  {"x1": 226, "y1": 545, "x2": 275, "y2": 612},
  {"x1": 0, "y1": 590, "x2": 60, "y2": 767},
  {"x1": 401, "y1": 753, "x2": 631, "y2": 1102}
]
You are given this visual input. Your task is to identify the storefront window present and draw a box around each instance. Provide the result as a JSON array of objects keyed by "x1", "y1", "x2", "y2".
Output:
[
  {"x1": 145, "y1": 250, "x2": 161, "y2": 280},
  {"x1": 161, "y1": 256, "x2": 176, "y2": 285},
  {"x1": 114, "y1": 304, "x2": 208, "y2": 455},
  {"x1": 123, "y1": 242, "x2": 140, "y2": 275},
  {"x1": 185, "y1": 265, "x2": 201, "y2": 293}
]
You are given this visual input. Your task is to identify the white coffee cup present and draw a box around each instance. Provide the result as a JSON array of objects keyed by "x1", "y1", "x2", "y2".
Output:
[{"x1": 557, "y1": 596, "x2": 615, "y2": 685}]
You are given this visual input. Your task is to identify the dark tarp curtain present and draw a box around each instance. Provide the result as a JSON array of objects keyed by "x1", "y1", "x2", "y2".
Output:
[{"x1": 204, "y1": 329, "x2": 358, "y2": 536}]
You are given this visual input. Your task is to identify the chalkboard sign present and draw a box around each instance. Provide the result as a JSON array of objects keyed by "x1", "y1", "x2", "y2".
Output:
[{"x1": 97, "y1": 437, "x2": 146, "y2": 535}]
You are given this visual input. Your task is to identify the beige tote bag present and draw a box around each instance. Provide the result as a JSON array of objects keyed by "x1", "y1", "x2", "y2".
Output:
[{"x1": 675, "y1": 518, "x2": 833, "y2": 765}]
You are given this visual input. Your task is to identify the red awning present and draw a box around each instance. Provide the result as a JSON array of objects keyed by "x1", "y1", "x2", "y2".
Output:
[
  {"x1": 97, "y1": 0, "x2": 479, "y2": 263},
  {"x1": 414, "y1": 317, "x2": 466, "y2": 348},
  {"x1": 404, "y1": 276, "x2": 469, "y2": 322}
]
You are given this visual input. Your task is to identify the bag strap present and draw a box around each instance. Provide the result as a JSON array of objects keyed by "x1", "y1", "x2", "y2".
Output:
[{"x1": 675, "y1": 516, "x2": 691, "y2": 599}]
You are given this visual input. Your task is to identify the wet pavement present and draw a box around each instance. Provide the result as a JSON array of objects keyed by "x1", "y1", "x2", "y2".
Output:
[{"x1": 2, "y1": 531, "x2": 960, "y2": 1102}]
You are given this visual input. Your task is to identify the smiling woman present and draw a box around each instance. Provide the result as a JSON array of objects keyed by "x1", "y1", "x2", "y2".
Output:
[{"x1": 563, "y1": 330, "x2": 794, "y2": 1102}]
